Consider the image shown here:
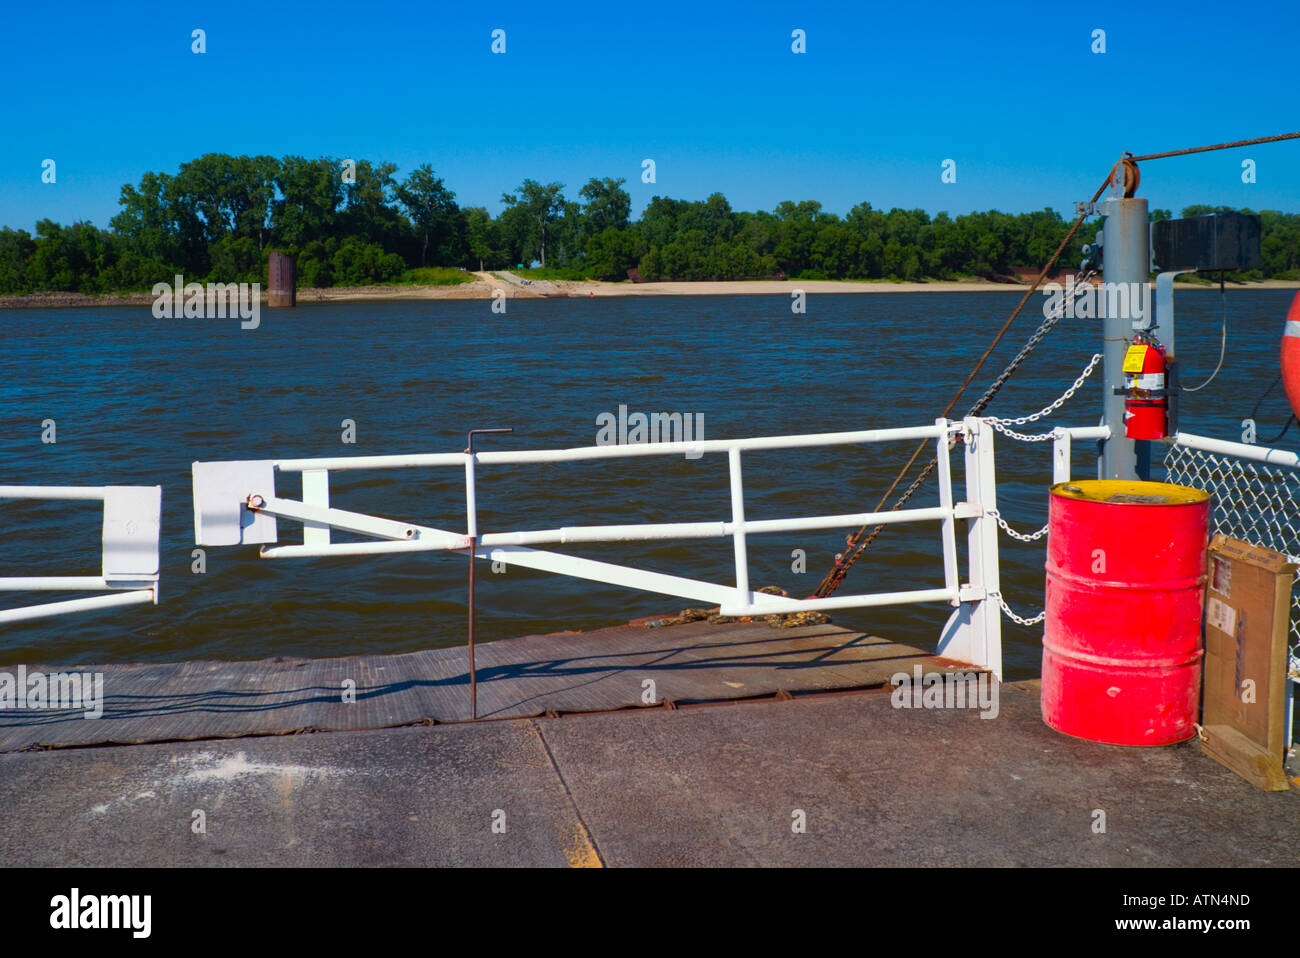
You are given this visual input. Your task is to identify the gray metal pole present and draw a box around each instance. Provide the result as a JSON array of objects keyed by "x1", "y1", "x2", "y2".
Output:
[{"x1": 1099, "y1": 196, "x2": 1149, "y2": 480}]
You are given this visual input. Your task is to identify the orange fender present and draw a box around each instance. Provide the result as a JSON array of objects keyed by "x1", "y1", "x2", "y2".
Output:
[{"x1": 1282, "y1": 292, "x2": 1300, "y2": 420}]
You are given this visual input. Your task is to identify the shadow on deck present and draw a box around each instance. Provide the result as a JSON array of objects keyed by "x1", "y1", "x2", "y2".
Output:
[{"x1": 0, "y1": 621, "x2": 967, "y2": 752}]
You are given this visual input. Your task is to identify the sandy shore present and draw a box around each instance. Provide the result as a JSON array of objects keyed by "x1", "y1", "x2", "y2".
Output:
[{"x1": 2, "y1": 272, "x2": 1296, "y2": 309}]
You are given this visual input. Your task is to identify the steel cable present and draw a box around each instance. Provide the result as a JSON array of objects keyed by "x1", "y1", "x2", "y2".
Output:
[{"x1": 815, "y1": 132, "x2": 1300, "y2": 598}]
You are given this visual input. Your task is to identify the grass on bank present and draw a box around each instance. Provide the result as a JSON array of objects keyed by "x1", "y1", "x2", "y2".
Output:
[{"x1": 393, "y1": 266, "x2": 477, "y2": 286}]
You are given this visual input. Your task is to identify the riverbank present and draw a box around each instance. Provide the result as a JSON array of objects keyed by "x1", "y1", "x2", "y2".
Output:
[{"x1": 5, "y1": 275, "x2": 1297, "y2": 309}]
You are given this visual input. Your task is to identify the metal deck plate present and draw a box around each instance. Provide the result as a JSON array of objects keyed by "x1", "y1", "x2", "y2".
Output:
[{"x1": 0, "y1": 621, "x2": 953, "y2": 752}]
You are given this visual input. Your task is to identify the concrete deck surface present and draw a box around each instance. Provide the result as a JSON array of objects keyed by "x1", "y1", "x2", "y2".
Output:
[{"x1": 1, "y1": 681, "x2": 1295, "y2": 867}]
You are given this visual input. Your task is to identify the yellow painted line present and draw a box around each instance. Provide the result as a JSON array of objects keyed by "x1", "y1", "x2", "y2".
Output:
[
  {"x1": 525, "y1": 720, "x2": 605, "y2": 867},
  {"x1": 563, "y1": 821, "x2": 603, "y2": 868}
]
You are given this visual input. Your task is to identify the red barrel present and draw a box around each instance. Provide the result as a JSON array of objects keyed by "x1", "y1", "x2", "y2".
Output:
[{"x1": 1041, "y1": 480, "x2": 1210, "y2": 746}]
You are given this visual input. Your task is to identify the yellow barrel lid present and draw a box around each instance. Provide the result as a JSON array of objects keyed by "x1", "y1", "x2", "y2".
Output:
[{"x1": 1050, "y1": 479, "x2": 1210, "y2": 505}]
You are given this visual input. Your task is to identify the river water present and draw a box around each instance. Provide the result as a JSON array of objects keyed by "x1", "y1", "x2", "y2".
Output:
[{"x1": 0, "y1": 289, "x2": 1289, "y2": 678}]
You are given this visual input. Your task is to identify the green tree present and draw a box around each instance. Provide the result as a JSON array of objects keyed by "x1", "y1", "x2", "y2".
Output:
[
  {"x1": 638, "y1": 245, "x2": 665, "y2": 280},
  {"x1": 772, "y1": 200, "x2": 824, "y2": 274},
  {"x1": 1261, "y1": 211, "x2": 1300, "y2": 276},
  {"x1": 635, "y1": 196, "x2": 688, "y2": 250},
  {"x1": 500, "y1": 180, "x2": 567, "y2": 267},
  {"x1": 274, "y1": 156, "x2": 344, "y2": 250},
  {"x1": 111, "y1": 171, "x2": 186, "y2": 271},
  {"x1": 584, "y1": 227, "x2": 646, "y2": 281},
  {"x1": 679, "y1": 193, "x2": 735, "y2": 243},
  {"x1": 463, "y1": 207, "x2": 507, "y2": 270},
  {"x1": 812, "y1": 222, "x2": 856, "y2": 278},
  {"x1": 171, "y1": 153, "x2": 278, "y2": 257},
  {"x1": 0, "y1": 228, "x2": 36, "y2": 294},
  {"x1": 24, "y1": 220, "x2": 121, "y2": 292},
  {"x1": 579, "y1": 177, "x2": 631, "y2": 237},
  {"x1": 342, "y1": 160, "x2": 408, "y2": 255},
  {"x1": 331, "y1": 236, "x2": 406, "y2": 285},
  {"x1": 9, "y1": 158, "x2": 1300, "y2": 294},
  {"x1": 395, "y1": 165, "x2": 461, "y2": 268}
]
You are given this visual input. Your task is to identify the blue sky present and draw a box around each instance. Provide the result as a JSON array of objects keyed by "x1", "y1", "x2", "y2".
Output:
[{"x1": 3, "y1": 0, "x2": 1299, "y2": 232}]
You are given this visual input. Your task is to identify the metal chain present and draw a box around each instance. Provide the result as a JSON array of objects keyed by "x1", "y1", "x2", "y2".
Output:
[
  {"x1": 985, "y1": 420, "x2": 1058, "y2": 443},
  {"x1": 987, "y1": 509, "x2": 1049, "y2": 542},
  {"x1": 815, "y1": 268, "x2": 1098, "y2": 597},
  {"x1": 965, "y1": 268, "x2": 1098, "y2": 420},
  {"x1": 991, "y1": 591, "x2": 1046, "y2": 627},
  {"x1": 974, "y1": 282, "x2": 1098, "y2": 622},
  {"x1": 865, "y1": 271, "x2": 1100, "y2": 521},
  {"x1": 984, "y1": 351, "x2": 1103, "y2": 428}
]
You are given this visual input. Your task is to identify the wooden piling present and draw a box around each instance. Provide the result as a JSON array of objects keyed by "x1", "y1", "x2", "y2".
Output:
[{"x1": 268, "y1": 251, "x2": 296, "y2": 307}]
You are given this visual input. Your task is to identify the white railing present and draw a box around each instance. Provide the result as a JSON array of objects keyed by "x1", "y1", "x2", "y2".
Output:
[
  {"x1": 193, "y1": 417, "x2": 1008, "y2": 677},
  {"x1": 1171, "y1": 431, "x2": 1300, "y2": 468},
  {"x1": 0, "y1": 485, "x2": 162, "y2": 624},
  {"x1": 1049, "y1": 425, "x2": 1113, "y2": 482}
]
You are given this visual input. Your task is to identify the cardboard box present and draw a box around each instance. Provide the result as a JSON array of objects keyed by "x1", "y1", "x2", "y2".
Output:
[{"x1": 1200, "y1": 535, "x2": 1295, "y2": 791}]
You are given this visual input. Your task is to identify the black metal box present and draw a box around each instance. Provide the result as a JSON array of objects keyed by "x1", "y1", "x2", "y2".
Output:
[{"x1": 1151, "y1": 212, "x2": 1261, "y2": 272}]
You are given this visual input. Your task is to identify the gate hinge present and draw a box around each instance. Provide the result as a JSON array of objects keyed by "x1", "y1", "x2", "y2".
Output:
[{"x1": 953, "y1": 502, "x2": 983, "y2": 519}]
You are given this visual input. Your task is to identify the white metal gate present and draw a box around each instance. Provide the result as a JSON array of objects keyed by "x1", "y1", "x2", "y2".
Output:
[
  {"x1": 0, "y1": 485, "x2": 161, "y2": 624},
  {"x1": 192, "y1": 417, "x2": 1009, "y2": 678}
]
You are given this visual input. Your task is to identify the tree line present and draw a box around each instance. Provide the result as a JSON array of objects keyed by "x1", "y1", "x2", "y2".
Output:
[{"x1": 1, "y1": 153, "x2": 1298, "y2": 294}]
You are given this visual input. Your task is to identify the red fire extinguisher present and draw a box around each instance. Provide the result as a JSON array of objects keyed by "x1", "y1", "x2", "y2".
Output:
[{"x1": 1123, "y1": 337, "x2": 1168, "y2": 439}]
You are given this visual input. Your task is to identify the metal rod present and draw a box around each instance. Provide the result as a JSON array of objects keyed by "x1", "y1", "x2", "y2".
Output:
[
  {"x1": 0, "y1": 589, "x2": 155, "y2": 625},
  {"x1": 721, "y1": 586, "x2": 958, "y2": 617},
  {"x1": 1060, "y1": 426, "x2": 1111, "y2": 441},
  {"x1": 250, "y1": 496, "x2": 417, "y2": 540},
  {"x1": 261, "y1": 533, "x2": 466, "y2": 559},
  {"x1": 0, "y1": 486, "x2": 109, "y2": 500},
  {"x1": 1172, "y1": 431, "x2": 1300, "y2": 468},
  {"x1": 728, "y1": 447, "x2": 749, "y2": 607},
  {"x1": 261, "y1": 506, "x2": 956, "y2": 557},
  {"x1": 268, "y1": 423, "x2": 954, "y2": 473},
  {"x1": 468, "y1": 532, "x2": 477, "y2": 720},
  {"x1": 1130, "y1": 131, "x2": 1300, "y2": 163},
  {"x1": 463, "y1": 427, "x2": 514, "y2": 721},
  {"x1": 482, "y1": 506, "x2": 954, "y2": 547},
  {"x1": 934, "y1": 419, "x2": 959, "y2": 599},
  {"x1": 0, "y1": 577, "x2": 154, "y2": 591}
]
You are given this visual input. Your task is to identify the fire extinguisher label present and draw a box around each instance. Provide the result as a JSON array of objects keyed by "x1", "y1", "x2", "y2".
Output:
[
  {"x1": 1132, "y1": 373, "x2": 1165, "y2": 391},
  {"x1": 1123, "y1": 344, "x2": 1149, "y2": 373}
]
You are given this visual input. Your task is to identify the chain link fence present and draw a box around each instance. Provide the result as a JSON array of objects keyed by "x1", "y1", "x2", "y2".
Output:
[{"x1": 1161, "y1": 442, "x2": 1300, "y2": 685}]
